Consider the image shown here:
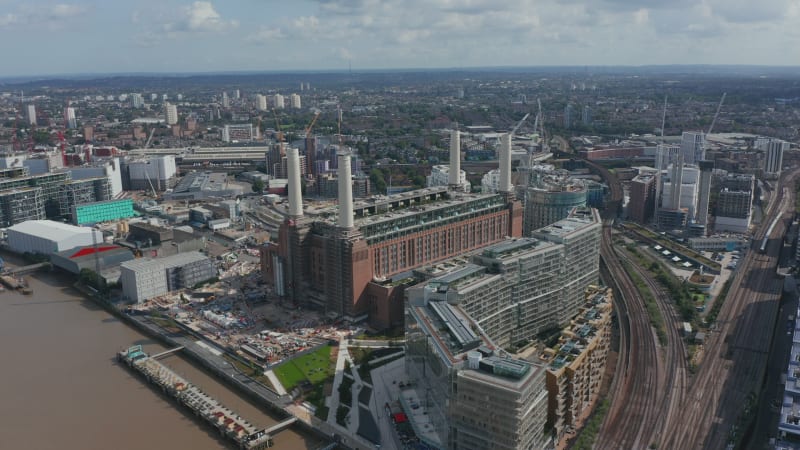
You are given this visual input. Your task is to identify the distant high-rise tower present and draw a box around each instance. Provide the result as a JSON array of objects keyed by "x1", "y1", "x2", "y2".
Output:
[
  {"x1": 564, "y1": 104, "x2": 574, "y2": 128},
  {"x1": 65, "y1": 107, "x2": 77, "y2": 129},
  {"x1": 680, "y1": 131, "x2": 704, "y2": 165},
  {"x1": 290, "y1": 93, "x2": 301, "y2": 109},
  {"x1": 150, "y1": 93, "x2": 158, "y2": 102},
  {"x1": 582, "y1": 105, "x2": 592, "y2": 126},
  {"x1": 696, "y1": 161, "x2": 714, "y2": 227},
  {"x1": 222, "y1": 91, "x2": 230, "y2": 108},
  {"x1": 165, "y1": 103, "x2": 178, "y2": 125},
  {"x1": 273, "y1": 94, "x2": 285, "y2": 109},
  {"x1": 130, "y1": 93, "x2": 144, "y2": 109},
  {"x1": 234, "y1": 89, "x2": 240, "y2": 100},
  {"x1": 256, "y1": 94, "x2": 267, "y2": 111},
  {"x1": 762, "y1": 138, "x2": 788, "y2": 176},
  {"x1": 25, "y1": 104, "x2": 37, "y2": 126}
]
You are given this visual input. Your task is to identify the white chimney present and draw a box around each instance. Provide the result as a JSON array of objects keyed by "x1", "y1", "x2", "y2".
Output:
[
  {"x1": 499, "y1": 133, "x2": 512, "y2": 192},
  {"x1": 287, "y1": 147, "x2": 303, "y2": 218},
  {"x1": 338, "y1": 149, "x2": 354, "y2": 228},
  {"x1": 448, "y1": 127, "x2": 461, "y2": 188}
]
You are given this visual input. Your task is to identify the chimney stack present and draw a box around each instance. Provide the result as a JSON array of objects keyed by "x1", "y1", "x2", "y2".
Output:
[
  {"x1": 338, "y1": 149, "x2": 354, "y2": 228},
  {"x1": 287, "y1": 147, "x2": 303, "y2": 218},
  {"x1": 499, "y1": 133, "x2": 512, "y2": 193},
  {"x1": 448, "y1": 126, "x2": 461, "y2": 189}
]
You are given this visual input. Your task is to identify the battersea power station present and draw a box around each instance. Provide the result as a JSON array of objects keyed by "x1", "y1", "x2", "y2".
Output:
[{"x1": 261, "y1": 131, "x2": 524, "y2": 328}]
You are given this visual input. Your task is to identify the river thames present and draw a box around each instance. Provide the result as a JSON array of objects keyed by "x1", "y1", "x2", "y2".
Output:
[{"x1": 0, "y1": 266, "x2": 320, "y2": 449}]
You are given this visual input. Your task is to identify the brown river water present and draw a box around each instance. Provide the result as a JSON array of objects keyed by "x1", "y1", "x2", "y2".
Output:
[{"x1": 0, "y1": 264, "x2": 321, "y2": 450}]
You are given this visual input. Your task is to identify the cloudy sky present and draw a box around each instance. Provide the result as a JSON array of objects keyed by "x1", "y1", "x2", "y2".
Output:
[{"x1": 1, "y1": 0, "x2": 799, "y2": 76}]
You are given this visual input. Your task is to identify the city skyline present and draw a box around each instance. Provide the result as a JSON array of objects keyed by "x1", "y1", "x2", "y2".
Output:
[{"x1": 2, "y1": 0, "x2": 800, "y2": 77}]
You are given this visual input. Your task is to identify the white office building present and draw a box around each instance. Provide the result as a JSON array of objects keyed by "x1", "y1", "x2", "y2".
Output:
[
  {"x1": 256, "y1": 94, "x2": 267, "y2": 111},
  {"x1": 762, "y1": 138, "x2": 788, "y2": 176},
  {"x1": 69, "y1": 157, "x2": 124, "y2": 197},
  {"x1": 273, "y1": 94, "x2": 285, "y2": 109},
  {"x1": 65, "y1": 107, "x2": 77, "y2": 129},
  {"x1": 25, "y1": 104, "x2": 36, "y2": 126},
  {"x1": 165, "y1": 103, "x2": 178, "y2": 125},
  {"x1": 427, "y1": 165, "x2": 470, "y2": 192},
  {"x1": 680, "y1": 131, "x2": 704, "y2": 165},
  {"x1": 120, "y1": 251, "x2": 215, "y2": 303},
  {"x1": 290, "y1": 93, "x2": 301, "y2": 109},
  {"x1": 661, "y1": 164, "x2": 699, "y2": 218},
  {"x1": 130, "y1": 93, "x2": 144, "y2": 108}
]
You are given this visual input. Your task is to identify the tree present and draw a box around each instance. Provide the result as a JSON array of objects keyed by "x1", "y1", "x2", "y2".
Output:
[{"x1": 252, "y1": 178, "x2": 265, "y2": 194}]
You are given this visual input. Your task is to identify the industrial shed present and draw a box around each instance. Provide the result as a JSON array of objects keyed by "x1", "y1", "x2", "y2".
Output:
[
  {"x1": 6, "y1": 220, "x2": 104, "y2": 255},
  {"x1": 51, "y1": 244, "x2": 134, "y2": 276}
]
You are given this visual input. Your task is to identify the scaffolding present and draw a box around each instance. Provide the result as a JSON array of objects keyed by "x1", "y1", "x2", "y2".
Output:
[
  {"x1": 58, "y1": 177, "x2": 112, "y2": 218},
  {"x1": 0, "y1": 188, "x2": 45, "y2": 227}
]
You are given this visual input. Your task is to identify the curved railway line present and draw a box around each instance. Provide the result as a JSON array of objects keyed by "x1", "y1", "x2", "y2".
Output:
[
  {"x1": 586, "y1": 157, "x2": 799, "y2": 448},
  {"x1": 662, "y1": 168, "x2": 800, "y2": 449}
]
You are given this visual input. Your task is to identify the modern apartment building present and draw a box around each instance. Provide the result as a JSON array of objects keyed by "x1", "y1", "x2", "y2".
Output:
[
  {"x1": 405, "y1": 297, "x2": 550, "y2": 450},
  {"x1": 543, "y1": 286, "x2": 612, "y2": 444},
  {"x1": 407, "y1": 208, "x2": 601, "y2": 349}
]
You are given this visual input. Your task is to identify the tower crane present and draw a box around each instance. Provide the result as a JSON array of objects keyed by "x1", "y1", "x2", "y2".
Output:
[
  {"x1": 142, "y1": 128, "x2": 158, "y2": 198},
  {"x1": 304, "y1": 111, "x2": 321, "y2": 136},
  {"x1": 272, "y1": 109, "x2": 285, "y2": 155},
  {"x1": 701, "y1": 92, "x2": 726, "y2": 158}
]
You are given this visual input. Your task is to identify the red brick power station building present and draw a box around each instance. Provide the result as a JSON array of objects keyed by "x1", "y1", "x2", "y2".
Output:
[{"x1": 261, "y1": 131, "x2": 523, "y2": 329}]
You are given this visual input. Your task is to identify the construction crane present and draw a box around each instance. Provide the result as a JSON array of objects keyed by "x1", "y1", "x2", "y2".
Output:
[
  {"x1": 142, "y1": 128, "x2": 158, "y2": 198},
  {"x1": 509, "y1": 112, "x2": 530, "y2": 136},
  {"x1": 272, "y1": 109, "x2": 285, "y2": 154},
  {"x1": 660, "y1": 95, "x2": 668, "y2": 143},
  {"x1": 304, "y1": 111, "x2": 320, "y2": 136},
  {"x1": 701, "y1": 92, "x2": 726, "y2": 158},
  {"x1": 707, "y1": 92, "x2": 727, "y2": 135}
]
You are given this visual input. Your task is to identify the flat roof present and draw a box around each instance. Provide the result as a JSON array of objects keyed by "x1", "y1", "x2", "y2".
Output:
[{"x1": 7, "y1": 220, "x2": 98, "y2": 241}]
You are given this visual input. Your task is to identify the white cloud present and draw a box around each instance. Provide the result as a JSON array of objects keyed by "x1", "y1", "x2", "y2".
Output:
[
  {"x1": 0, "y1": 13, "x2": 17, "y2": 26},
  {"x1": 163, "y1": 1, "x2": 238, "y2": 35},
  {"x1": 0, "y1": 3, "x2": 86, "y2": 28}
]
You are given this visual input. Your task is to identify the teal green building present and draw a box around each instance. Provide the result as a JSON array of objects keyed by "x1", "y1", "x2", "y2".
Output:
[{"x1": 73, "y1": 199, "x2": 134, "y2": 225}]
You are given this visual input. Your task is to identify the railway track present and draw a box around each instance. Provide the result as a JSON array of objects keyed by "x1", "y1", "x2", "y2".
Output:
[
  {"x1": 595, "y1": 222, "x2": 664, "y2": 449},
  {"x1": 661, "y1": 169, "x2": 800, "y2": 449},
  {"x1": 619, "y1": 248, "x2": 689, "y2": 444}
]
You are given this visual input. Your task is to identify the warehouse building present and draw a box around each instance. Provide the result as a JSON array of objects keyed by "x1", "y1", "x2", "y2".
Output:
[
  {"x1": 6, "y1": 220, "x2": 103, "y2": 255},
  {"x1": 50, "y1": 244, "x2": 134, "y2": 283},
  {"x1": 120, "y1": 251, "x2": 215, "y2": 303}
]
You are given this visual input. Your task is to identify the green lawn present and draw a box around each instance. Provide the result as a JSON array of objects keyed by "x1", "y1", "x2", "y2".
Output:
[{"x1": 273, "y1": 345, "x2": 334, "y2": 391}]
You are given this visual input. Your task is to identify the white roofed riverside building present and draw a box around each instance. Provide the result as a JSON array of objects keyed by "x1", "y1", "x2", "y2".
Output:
[
  {"x1": 120, "y1": 251, "x2": 216, "y2": 303},
  {"x1": 6, "y1": 220, "x2": 103, "y2": 255},
  {"x1": 427, "y1": 165, "x2": 470, "y2": 193}
]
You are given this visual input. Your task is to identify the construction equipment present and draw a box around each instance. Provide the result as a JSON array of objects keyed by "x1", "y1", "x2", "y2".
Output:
[
  {"x1": 509, "y1": 113, "x2": 530, "y2": 136},
  {"x1": 304, "y1": 111, "x2": 320, "y2": 136},
  {"x1": 142, "y1": 128, "x2": 158, "y2": 197},
  {"x1": 272, "y1": 109, "x2": 285, "y2": 155},
  {"x1": 660, "y1": 95, "x2": 668, "y2": 143},
  {"x1": 143, "y1": 127, "x2": 156, "y2": 150},
  {"x1": 701, "y1": 92, "x2": 726, "y2": 157},
  {"x1": 707, "y1": 92, "x2": 726, "y2": 135}
]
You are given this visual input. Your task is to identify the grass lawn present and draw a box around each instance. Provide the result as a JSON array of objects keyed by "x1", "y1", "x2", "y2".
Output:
[{"x1": 273, "y1": 345, "x2": 334, "y2": 391}]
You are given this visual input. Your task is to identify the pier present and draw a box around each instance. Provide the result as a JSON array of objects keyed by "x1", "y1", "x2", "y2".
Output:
[{"x1": 118, "y1": 345, "x2": 282, "y2": 449}]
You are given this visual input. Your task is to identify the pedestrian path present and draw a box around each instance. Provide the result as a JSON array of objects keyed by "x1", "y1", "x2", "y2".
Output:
[{"x1": 264, "y1": 370, "x2": 286, "y2": 396}]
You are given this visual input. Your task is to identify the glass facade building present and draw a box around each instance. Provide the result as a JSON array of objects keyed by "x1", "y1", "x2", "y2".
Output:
[{"x1": 72, "y1": 199, "x2": 134, "y2": 225}]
